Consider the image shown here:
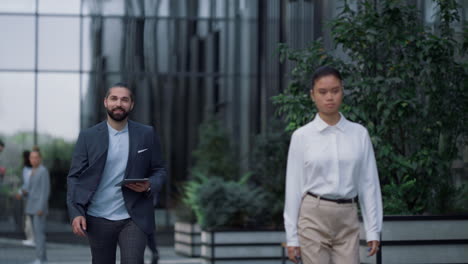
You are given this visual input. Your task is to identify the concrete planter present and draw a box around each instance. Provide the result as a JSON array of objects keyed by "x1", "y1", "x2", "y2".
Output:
[
  {"x1": 360, "y1": 215, "x2": 468, "y2": 264},
  {"x1": 200, "y1": 229, "x2": 285, "y2": 264},
  {"x1": 198, "y1": 216, "x2": 468, "y2": 264},
  {"x1": 174, "y1": 221, "x2": 201, "y2": 257}
]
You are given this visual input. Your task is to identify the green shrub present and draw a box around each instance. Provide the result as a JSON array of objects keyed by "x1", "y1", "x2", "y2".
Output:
[
  {"x1": 191, "y1": 119, "x2": 239, "y2": 181},
  {"x1": 249, "y1": 119, "x2": 290, "y2": 227},
  {"x1": 183, "y1": 172, "x2": 271, "y2": 229}
]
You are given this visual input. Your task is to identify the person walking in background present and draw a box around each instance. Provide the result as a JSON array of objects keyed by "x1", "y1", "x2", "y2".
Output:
[
  {"x1": 284, "y1": 66, "x2": 383, "y2": 264},
  {"x1": 67, "y1": 83, "x2": 166, "y2": 264},
  {"x1": 17, "y1": 149, "x2": 51, "y2": 264},
  {"x1": 15, "y1": 150, "x2": 35, "y2": 246},
  {"x1": 0, "y1": 140, "x2": 6, "y2": 183}
]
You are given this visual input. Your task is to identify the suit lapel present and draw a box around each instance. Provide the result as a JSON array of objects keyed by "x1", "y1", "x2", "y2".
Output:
[
  {"x1": 96, "y1": 121, "x2": 109, "y2": 159},
  {"x1": 125, "y1": 120, "x2": 138, "y2": 179}
]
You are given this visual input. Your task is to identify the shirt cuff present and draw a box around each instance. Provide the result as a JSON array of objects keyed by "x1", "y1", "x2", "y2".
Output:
[
  {"x1": 287, "y1": 241, "x2": 300, "y2": 247},
  {"x1": 366, "y1": 231, "x2": 380, "y2": 242}
]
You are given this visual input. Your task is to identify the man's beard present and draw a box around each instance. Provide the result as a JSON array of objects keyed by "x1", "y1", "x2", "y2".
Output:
[{"x1": 107, "y1": 107, "x2": 130, "y2": 122}]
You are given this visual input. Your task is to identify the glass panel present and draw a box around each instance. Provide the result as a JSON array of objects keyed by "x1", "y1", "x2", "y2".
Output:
[
  {"x1": 37, "y1": 73, "x2": 80, "y2": 141},
  {"x1": 215, "y1": 0, "x2": 226, "y2": 18},
  {"x1": 0, "y1": 72, "x2": 35, "y2": 185},
  {"x1": 0, "y1": 16, "x2": 35, "y2": 69},
  {"x1": 144, "y1": 0, "x2": 160, "y2": 16},
  {"x1": 38, "y1": 0, "x2": 81, "y2": 14},
  {"x1": 83, "y1": 0, "x2": 125, "y2": 15},
  {"x1": 80, "y1": 73, "x2": 93, "y2": 128},
  {"x1": 38, "y1": 17, "x2": 80, "y2": 71},
  {"x1": 0, "y1": 0, "x2": 36, "y2": 13},
  {"x1": 82, "y1": 17, "x2": 92, "y2": 71},
  {"x1": 424, "y1": 0, "x2": 438, "y2": 24},
  {"x1": 158, "y1": 0, "x2": 170, "y2": 16},
  {"x1": 198, "y1": 0, "x2": 211, "y2": 18},
  {"x1": 157, "y1": 19, "x2": 170, "y2": 73},
  {"x1": 101, "y1": 18, "x2": 124, "y2": 72},
  {"x1": 0, "y1": 72, "x2": 35, "y2": 136}
]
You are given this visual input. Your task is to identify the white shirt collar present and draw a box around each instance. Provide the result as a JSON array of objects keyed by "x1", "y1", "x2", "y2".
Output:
[
  {"x1": 312, "y1": 112, "x2": 347, "y2": 132},
  {"x1": 107, "y1": 122, "x2": 129, "y2": 136}
]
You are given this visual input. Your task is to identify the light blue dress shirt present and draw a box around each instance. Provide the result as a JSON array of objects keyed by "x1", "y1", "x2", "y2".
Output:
[{"x1": 88, "y1": 123, "x2": 130, "y2": 220}]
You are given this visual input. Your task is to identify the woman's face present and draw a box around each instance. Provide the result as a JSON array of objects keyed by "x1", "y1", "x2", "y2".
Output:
[
  {"x1": 310, "y1": 75, "x2": 343, "y2": 115},
  {"x1": 29, "y1": 151, "x2": 42, "y2": 168}
]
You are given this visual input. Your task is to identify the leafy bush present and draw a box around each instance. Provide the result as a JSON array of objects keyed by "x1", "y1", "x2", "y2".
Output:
[
  {"x1": 183, "y1": 172, "x2": 270, "y2": 229},
  {"x1": 249, "y1": 119, "x2": 290, "y2": 227},
  {"x1": 191, "y1": 119, "x2": 239, "y2": 181},
  {"x1": 273, "y1": 0, "x2": 467, "y2": 215}
]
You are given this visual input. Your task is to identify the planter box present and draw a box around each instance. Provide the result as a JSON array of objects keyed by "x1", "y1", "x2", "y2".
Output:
[
  {"x1": 200, "y1": 229, "x2": 285, "y2": 264},
  {"x1": 360, "y1": 215, "x2": 468, "y2": 264},
  {"x1": 198, "y1": 216, "x2": 468, "y2": 264},
  {"x1": 174, "y1": 222, "x2": 201, "y2": 257}
]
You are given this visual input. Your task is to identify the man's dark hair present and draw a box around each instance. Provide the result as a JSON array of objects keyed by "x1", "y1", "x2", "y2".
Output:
[
  {"x1": 105, "y1": 82, "x2": 134, "y2": 101},
  {"x1": 311, "y1": 66, "x2": 343, "y2": 89},
  {"x1": 0, "y1": 139, "x2": 4, "y2": 147}
]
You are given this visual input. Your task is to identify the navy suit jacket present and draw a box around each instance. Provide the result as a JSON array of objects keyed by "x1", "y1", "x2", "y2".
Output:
[{"x1": 66, "y1": 120, "x2": 166, "y2": 235}]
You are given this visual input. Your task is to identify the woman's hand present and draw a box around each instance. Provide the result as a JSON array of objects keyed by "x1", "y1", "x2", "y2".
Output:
[
  {"x1": 367, "y1": 240, "x2": 380, "y2": 256},
  {"x1": 287, "y1": 246, "x2": 301, "y2": 263}
]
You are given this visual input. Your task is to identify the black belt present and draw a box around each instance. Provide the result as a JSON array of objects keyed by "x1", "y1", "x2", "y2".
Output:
[{"x1": 307, "y1": 192, "x2": 356, "y2": 204}]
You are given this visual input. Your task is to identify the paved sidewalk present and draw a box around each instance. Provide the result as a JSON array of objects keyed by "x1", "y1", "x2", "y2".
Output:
[{"x1": 0, "y1": 237, "x2": 201, "y2": 264}]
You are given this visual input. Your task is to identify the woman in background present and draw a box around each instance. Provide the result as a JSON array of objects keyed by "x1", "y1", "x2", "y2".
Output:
[
  {"x1": 17, "y1": 150, "x2": 35, "y2": 246},
  {"x1": 18, "y1": 148, "x2": 50, "y2": 264}
]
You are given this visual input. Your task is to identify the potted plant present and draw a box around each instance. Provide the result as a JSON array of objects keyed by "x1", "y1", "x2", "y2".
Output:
[
  {"x1": 175, "y1": 118, "x2": 239, "y2": 258},
  {"x1": 173, "y1": 194, "x2": 201, "y2": 257},
  {"x1": 178, "y1": 118, "x2": 292, "y2": 263}
]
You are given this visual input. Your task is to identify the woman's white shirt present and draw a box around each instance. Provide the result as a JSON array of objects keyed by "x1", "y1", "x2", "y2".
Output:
[
  {"x1": 20, "y1": 166, "x2": 32, "y2": 192},
  {"x1": 284, "y1": 113, "x2": 383, "y2": 246}
]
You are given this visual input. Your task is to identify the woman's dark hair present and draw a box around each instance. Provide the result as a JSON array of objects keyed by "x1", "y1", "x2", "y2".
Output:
[
  {"x1": 311, "y1": 66, "x2": 343, "y2": 89},
  {"x1": 23, "y1": 150, "x2": 32, "y2": 168}
]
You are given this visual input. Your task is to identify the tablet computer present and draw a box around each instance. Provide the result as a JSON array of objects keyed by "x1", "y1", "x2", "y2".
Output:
[{"x1": 115, "y1": 178, "x2": 149, "y2": 187}]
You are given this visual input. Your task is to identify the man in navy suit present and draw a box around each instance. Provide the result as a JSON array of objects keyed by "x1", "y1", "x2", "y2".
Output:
[{"x1": 67, "y1": 83, "x2": 166, "y2": 264}]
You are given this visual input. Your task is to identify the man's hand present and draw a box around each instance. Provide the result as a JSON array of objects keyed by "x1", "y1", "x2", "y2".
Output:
[
  {"x1": 72, "y1": 216, "x2": 87, "y2": 237},
  {"x1": 125, "y1": 181, "x2": 150, "y2": 193},
  {"x1": 37, "y1": 210, "x2": 43, "y2": 216},
  {"x1": 367, "y1": 240, "x2": 380, "y2": 257},
  {"x1": 287, "y1": 246, "x2": 301, "y2": 263}
]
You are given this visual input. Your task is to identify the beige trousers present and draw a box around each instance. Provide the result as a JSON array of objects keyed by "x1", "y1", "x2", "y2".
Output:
[{"x1": 298, "y1": 195, "x2": 360, "y2": 264}]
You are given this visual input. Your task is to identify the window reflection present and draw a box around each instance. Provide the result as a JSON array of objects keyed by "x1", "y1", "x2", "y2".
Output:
[
  {"x1": 0, "y1": 16, "x2": 35, "y2": 70},
  {"x1": 38, "y1": 0, "x2": 80, "y2": 14},
  {"x1": 38, "y1": 17, "x2": 80, "y2": 71},
  {"x1": 0, "y1": 72, "x2": 35, "y2": 136},
  {"x1": 37, "y1": 73, "x2": 80, "y2": 141},
  {"x1": 0, "y1": 0, "x2": 36, "y2": 13},
  {"x1": 83, "y1": 0, "x2": 125, "y2": 16}
]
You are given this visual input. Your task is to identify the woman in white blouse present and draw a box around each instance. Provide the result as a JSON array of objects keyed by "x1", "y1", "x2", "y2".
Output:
[{"x1": 284, "y1": 66, "x2": 383, "y2": 264}]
